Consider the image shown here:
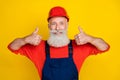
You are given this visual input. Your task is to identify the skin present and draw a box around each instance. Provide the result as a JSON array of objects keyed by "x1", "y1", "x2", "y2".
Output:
[
  {"x1": 48, "y1": 17, "x2": 68, "y2": 35},
  {"x1": 9, "y1": 17, "x2": 109, "y2": 51}
]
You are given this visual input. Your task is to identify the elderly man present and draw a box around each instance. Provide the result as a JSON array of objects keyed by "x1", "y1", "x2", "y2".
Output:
[{"x1": 8, "y1": 6, "x2": 110, "y2": 80}]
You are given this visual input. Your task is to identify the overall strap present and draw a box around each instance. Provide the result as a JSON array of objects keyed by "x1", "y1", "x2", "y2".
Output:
[
  {"x1": 68, "y1": 40, "x2": 73, "y2": 58},
  {"x1": 45, "y1": 41, "x2": 50, "y2": 58}
]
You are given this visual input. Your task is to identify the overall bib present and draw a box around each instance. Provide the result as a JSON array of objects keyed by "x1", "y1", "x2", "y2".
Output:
[{"x1": 42, "y1": 41, "x2": 78, "y2": 80}]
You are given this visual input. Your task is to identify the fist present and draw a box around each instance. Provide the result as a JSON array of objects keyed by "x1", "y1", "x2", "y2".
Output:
[
  {"x1": 74, "y1": 26, "x2": 92, "y2": 45},
  {"x1": 24, "y1": 27, "x2": 42, "y2": 46}
]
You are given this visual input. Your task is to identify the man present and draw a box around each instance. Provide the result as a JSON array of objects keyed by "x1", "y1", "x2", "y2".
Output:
[{"x1": 8, "y1": 6, "x2": 110, "y2": 80}]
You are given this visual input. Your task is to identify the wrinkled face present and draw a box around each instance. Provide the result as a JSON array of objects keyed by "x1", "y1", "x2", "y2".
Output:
[
  {"x1": 47, "y1": 17, "x2": 70, "y2": 47},
  {"x1": 48, "y1": 17, "x2": 68, "y2": 35}
]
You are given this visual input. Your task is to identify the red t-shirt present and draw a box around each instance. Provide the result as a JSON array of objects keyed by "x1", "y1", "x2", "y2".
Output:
[{"x1": 8, "y1": 40, "x2": 109, "y2": 79}]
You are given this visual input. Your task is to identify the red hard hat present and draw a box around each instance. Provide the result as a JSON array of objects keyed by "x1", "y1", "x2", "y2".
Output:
[{"x1": 47, "y1": 6, "x2": 69, "y2": 22}]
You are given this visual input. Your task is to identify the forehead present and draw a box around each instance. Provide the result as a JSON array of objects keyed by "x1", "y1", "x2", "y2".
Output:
[{"x1": 49, "y1": 17, "x2": 67, "y2": 23}]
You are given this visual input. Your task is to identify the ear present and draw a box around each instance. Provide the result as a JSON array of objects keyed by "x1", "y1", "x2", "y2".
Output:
[
  {"x1": 48, "y1": 23, "x2": 50, "y2": 28},
  {"x1": 66, "y1": 22, "x2": 69, "y2": 27}
]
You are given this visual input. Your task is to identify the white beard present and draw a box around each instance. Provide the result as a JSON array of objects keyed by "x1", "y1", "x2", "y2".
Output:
[{"x1": 47, "y1": 29, "x2": 70, "y2": 47}]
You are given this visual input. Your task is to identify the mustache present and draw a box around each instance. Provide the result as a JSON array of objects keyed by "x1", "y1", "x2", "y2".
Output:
[{"x1": 50, "y1": 30, "x2": 66, "y2": 33}]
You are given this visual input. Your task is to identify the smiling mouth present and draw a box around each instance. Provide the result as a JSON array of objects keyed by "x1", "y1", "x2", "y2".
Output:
[{"x1": 53, "y1": 32, "x2": 63, "y2": 35}]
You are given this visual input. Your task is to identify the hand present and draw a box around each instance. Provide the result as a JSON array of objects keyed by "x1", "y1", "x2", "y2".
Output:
[
  {"x1": 24, "y1": 27, "x2": 42, "y2": 46},
  {"x1": 74, "y1": 26, "x2": 93, "y2": 45}
]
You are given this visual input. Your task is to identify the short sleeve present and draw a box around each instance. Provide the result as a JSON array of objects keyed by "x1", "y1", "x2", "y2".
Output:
[
  {"x1": 84, "y1": 43, "x2": 110, "y2": 55},
  {"x1": 72, "y1": 40, "x2": 110, "y2": 56},
  {"x1": 7, "y1": 40, "x2": 45, "y2": 57}
]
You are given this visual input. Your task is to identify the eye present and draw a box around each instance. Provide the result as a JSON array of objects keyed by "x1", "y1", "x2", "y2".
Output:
[
  {"x1": 50, "y1": 22, "x2": 56, "y2": 26},
  {"x1": 60, "y1": 22, "x2": 64, "y2": 25}
]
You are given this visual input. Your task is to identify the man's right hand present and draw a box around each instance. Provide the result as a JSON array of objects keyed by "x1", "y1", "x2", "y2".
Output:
[
  {"x1": 9, "y1": 27, "x2": 42, "y2": 50},
  {"x1": 24, "y1": 27, "x2": 42, "y2": 46}
]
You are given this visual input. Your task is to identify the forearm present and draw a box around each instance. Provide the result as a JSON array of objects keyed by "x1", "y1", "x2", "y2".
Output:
[
  {"x1": 88, "y1": 36, "x2": 109, "y2": 51},
  {"x1": 9, "y1": 28, "x2": 41, "y2": 50},
  {"x1": 9, "y1": 38, "x2": 26, "y2": 50}
]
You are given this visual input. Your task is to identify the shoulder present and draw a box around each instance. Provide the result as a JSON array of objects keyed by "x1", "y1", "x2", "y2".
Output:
[{"x1": 71, "y1": 40, "x2": 94, "y2": 54}]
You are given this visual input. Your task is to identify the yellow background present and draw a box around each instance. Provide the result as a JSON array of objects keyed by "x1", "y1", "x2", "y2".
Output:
[{"x1": 0, "y1": 0, "x2": 120, "y2": 80}]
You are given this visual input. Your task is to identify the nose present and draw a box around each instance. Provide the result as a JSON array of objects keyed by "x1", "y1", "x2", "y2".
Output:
[{"x1": 55, "y1": 24, "x2": 60, "y2": 30}]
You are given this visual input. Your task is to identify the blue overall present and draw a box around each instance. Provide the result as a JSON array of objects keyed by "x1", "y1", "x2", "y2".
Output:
[{"x1": 42, "y1": 41, "x2": 78, "y2": 80}]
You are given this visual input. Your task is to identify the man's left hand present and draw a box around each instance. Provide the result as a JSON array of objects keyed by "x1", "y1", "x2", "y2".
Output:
[{"x1": 74, "y1": 26, "x2": 93, "y2": 45}]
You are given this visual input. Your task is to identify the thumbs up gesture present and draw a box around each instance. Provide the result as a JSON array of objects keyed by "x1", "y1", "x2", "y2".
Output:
[
  {"x1": 74, "y1": 26, "x2": 93, "y2": 45},
  {"x1": 24, "y1": 27, "x2": 42, "y2": 46}
]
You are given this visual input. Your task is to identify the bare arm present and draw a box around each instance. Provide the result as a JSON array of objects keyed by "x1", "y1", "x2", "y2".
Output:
[
  {"x1": 9, "y1": 38, "x2": 26, "y2": 50},
  {"x1": 74, "y1": 27, "x2": 109, "y2": 51},
  {"x1": 85, "y1": 36, "x2": 109, "y2": 51},
  {"x1": 9, "y1": 28, "x2": 42, "y2": 50}
]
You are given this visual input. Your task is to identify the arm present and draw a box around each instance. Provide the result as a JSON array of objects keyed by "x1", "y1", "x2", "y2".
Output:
[
  {"x1": 84, "y1": 36, "x2": 109, "y2": 51},
  {"x1": 74, "y1": 27, "x2": 109, "y2": 51},
  {"x1": 9, "y1": 28, "x2": 42, "y2": 50}
]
